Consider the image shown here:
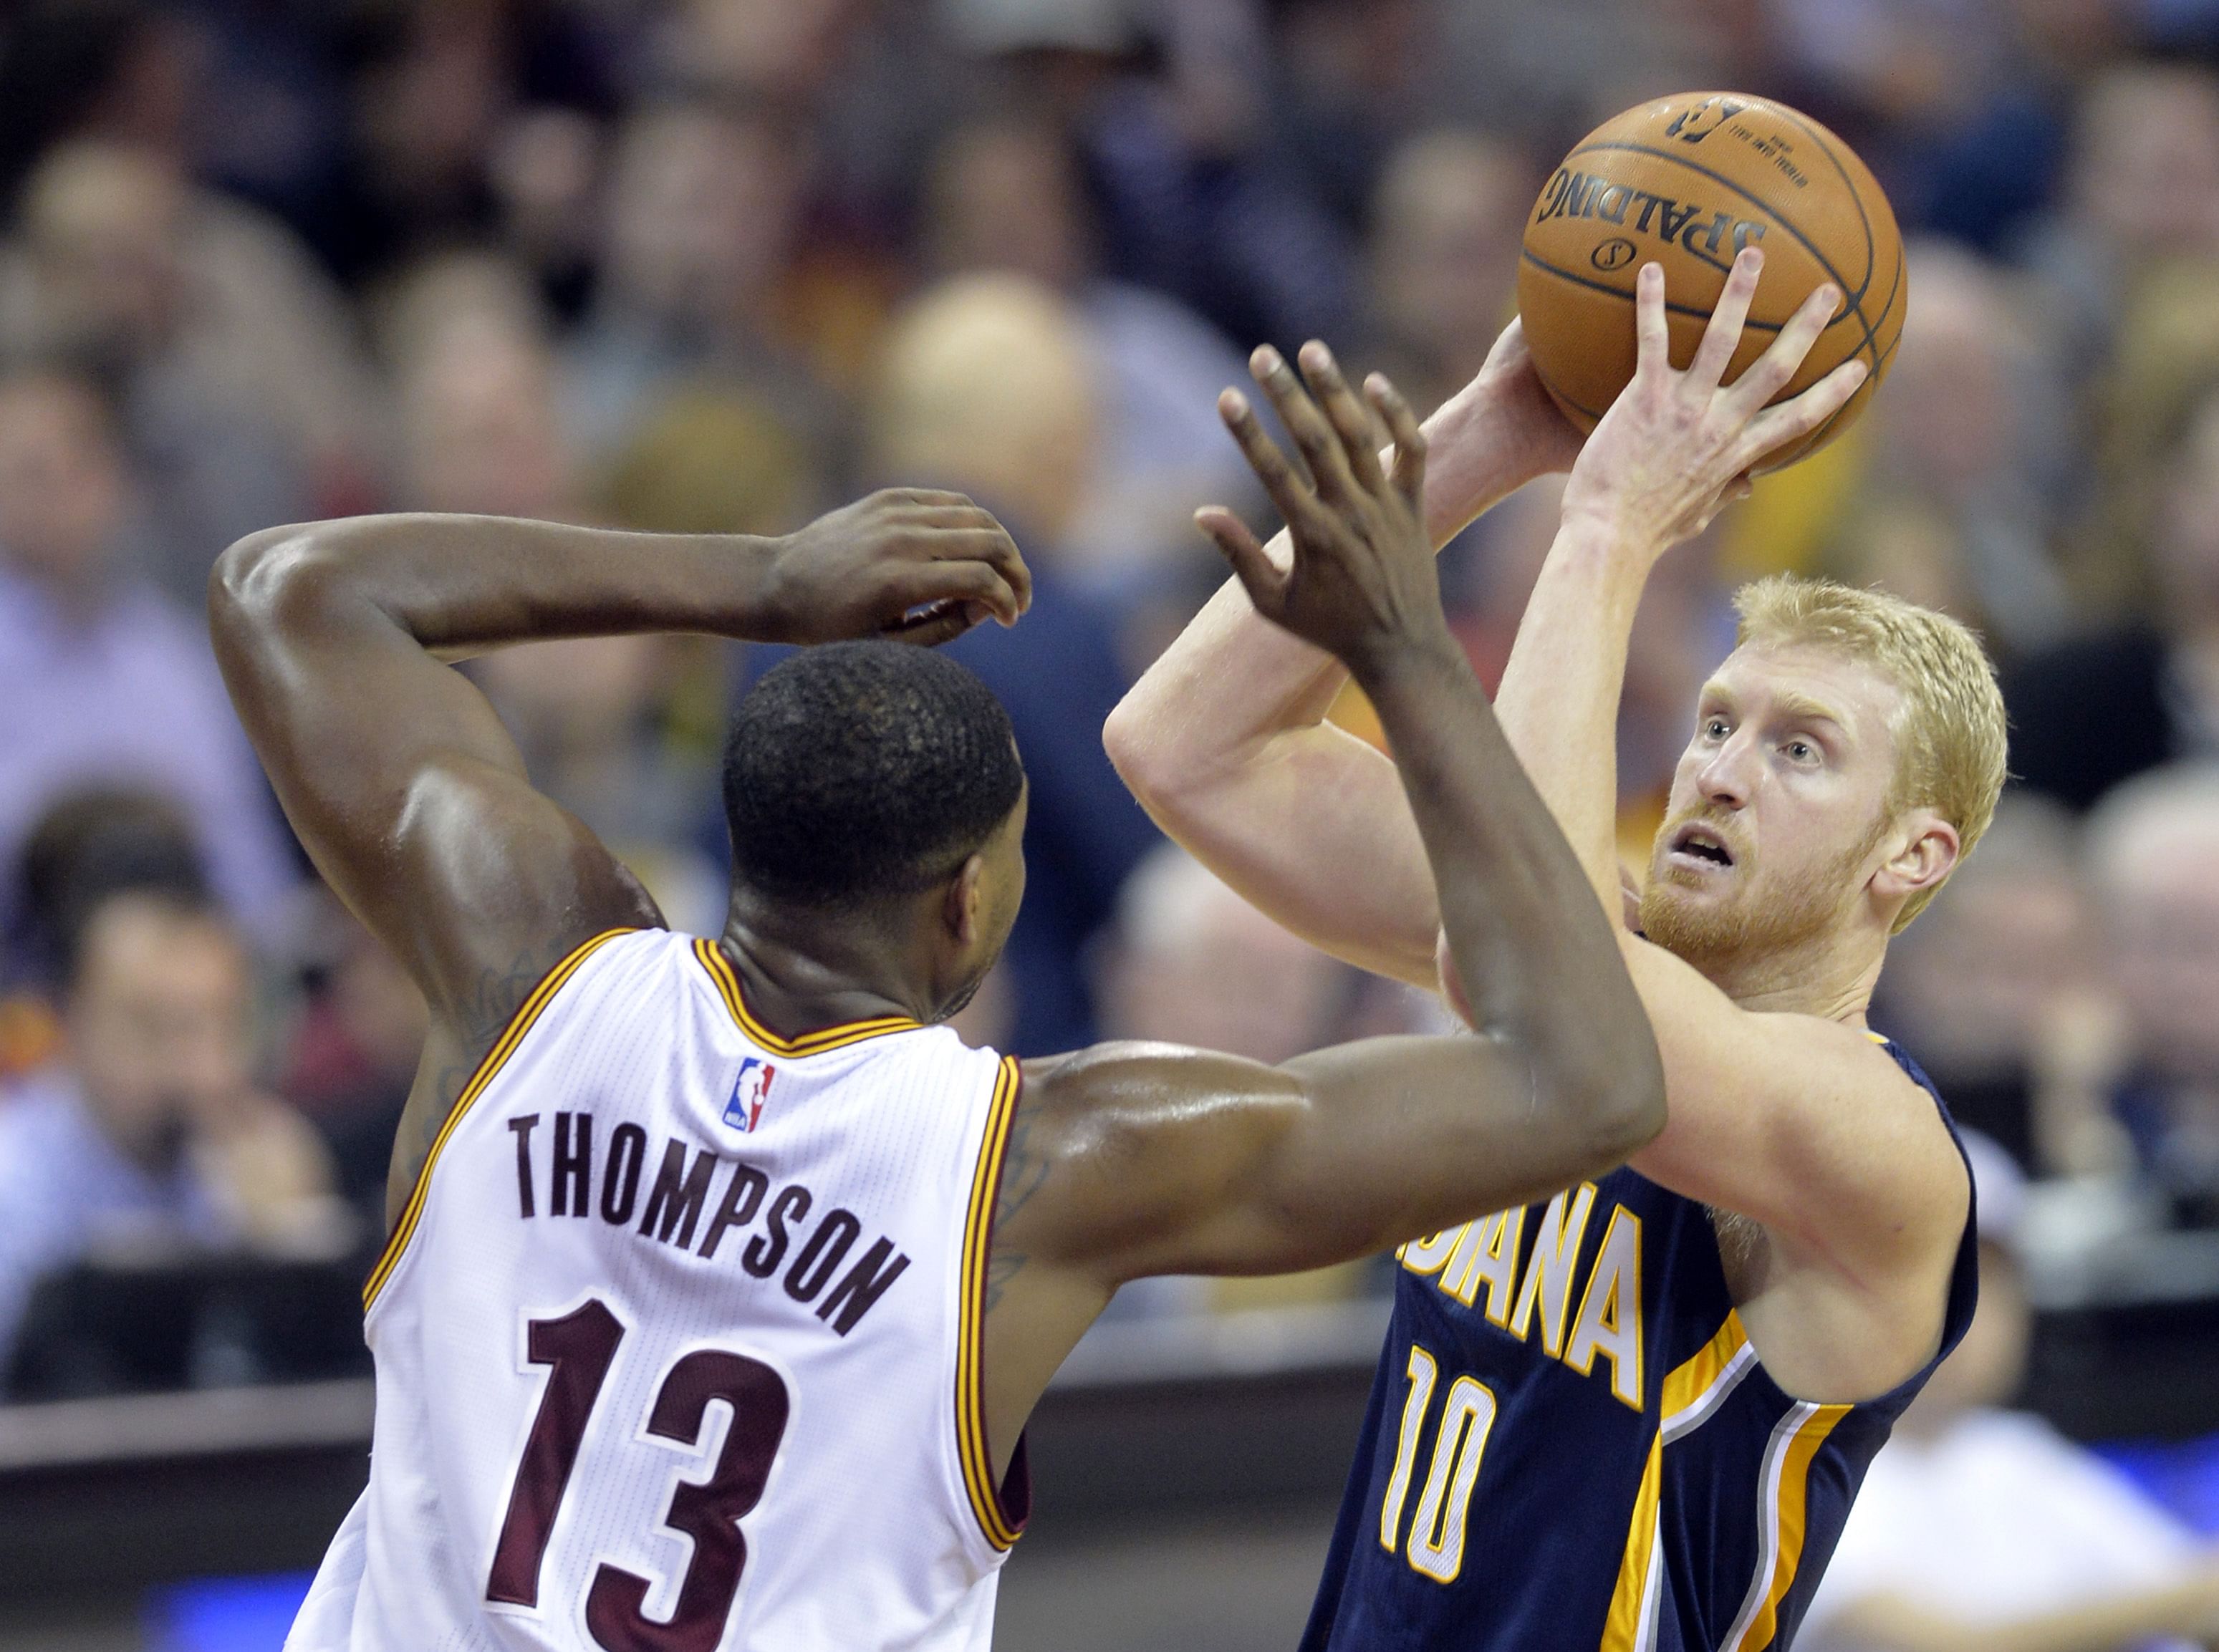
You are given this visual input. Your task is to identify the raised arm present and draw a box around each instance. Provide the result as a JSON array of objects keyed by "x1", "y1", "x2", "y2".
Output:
[
  {"x1": 1493, "y1": 254, "x2": 1854, "y2": 909},
  {"x1": 980, "y1": 352, "x2": 1663, "y2": 1451},
  {"x1": 1491, "y1": 253, "x2": 1968, "y2": 1395},
  {"x1": 208, "y1": 492, "x2": 1029, "y2": 1220},
  {"x1": 1104, "y1": 324, "x2": 1582, "y2": 985}
]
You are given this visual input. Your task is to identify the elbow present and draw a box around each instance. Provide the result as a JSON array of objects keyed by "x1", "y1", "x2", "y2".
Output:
[
  {"x1": 1604, "y1": 1054, "x2": 1669, "y2": 1159},
  {"x1": 208, "y1": 523, "x2": 344, "y2": 648},
  {"x1": 1102, "y1": 685, "x2": 1180, "y2": 814},
  {"x1": 1101, "y1": 688, "x2": 1152, "y2": 796},
  {"x1": 1546, "y1": 1031, "x2": 1667, "y2": 1167},
  {"x1": 1594, "y1": 1043, "x2": 1669, "y2": 1161}
]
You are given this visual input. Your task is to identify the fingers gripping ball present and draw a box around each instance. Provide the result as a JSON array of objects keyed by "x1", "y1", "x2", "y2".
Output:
[{"x1": 1517, "y1": 92, "x2": 1904, "y2": 470}]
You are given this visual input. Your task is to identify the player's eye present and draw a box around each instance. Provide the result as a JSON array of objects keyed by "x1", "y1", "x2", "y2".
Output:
[
  {"x1": 1703, "y1": 717, "x2": 1730, "y2": 740},
  {"x1": 1784, "y1": 739, "x2": 1816, "y2": 763}
]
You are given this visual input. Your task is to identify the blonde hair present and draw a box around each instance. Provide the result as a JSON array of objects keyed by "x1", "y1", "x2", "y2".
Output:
[
  {"x1": 866, "y1": 273, "x2": 1096, "y2": 541},
  {"x1": 1732, "y1": 575, "x2": 2008, "y2": 930}
]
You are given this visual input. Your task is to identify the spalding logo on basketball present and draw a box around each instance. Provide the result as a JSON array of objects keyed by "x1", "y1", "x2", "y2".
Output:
[{"x1": 1517, "y1": 91, "x2": 1905, "y2": 471}]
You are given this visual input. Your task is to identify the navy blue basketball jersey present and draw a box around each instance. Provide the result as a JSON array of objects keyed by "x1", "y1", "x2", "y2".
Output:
[{"x1": 1301, "y1": 1039, "x2": 1977, "y2": 1652}]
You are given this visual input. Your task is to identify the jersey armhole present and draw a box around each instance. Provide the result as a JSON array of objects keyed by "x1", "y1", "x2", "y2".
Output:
[
  {"x1": 361, "y1": 927, "x2": 636, "y2": 1313},
  {"x1": 954, "y1": 1054, "x2": 1030, "y2": 1552}
]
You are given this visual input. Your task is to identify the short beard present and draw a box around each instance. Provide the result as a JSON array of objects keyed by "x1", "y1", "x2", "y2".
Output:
[
  {"x1": 930, "y1": 948, "x2": 1004, "y2": 1025},
  {"x1": 1639, "y1": 809, "x2": 1889, "y2": 976}
]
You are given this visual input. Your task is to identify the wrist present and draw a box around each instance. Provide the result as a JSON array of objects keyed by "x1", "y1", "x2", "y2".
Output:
[
  {"x1": 1551, "y1": 501, "x2": 1667, "y2": 569},
  {"x1": 1344, "y1": 621, "x2": 1467, "y2": 695},
  {"x1": 1418, "y1": 386, "x2": 1524, "y2": 541},
  {"x1": 733, "y1": 532, "x2": 807, "y2": 641}
]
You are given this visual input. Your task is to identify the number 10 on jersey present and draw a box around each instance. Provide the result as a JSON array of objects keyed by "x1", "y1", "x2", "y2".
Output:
[{"x1": 1379, "y1": 1344, "x2": 1499, "y2": 1585}]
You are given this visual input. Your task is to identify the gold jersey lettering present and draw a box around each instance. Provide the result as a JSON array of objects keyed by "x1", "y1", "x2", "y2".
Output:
[
  {"x1": 1443, "y1": 1207, "x2": 1525, "y2": 1324},
  {"x1": 1400, "y1": 1187, "x2": 1646, "y2": 1411},
  {"x1": 1509, "y1": 1183, "x2": 1598, "y2": 1356},
  {"x1": 1400, "y1": 1225, "x2": 1467, "y2": 1276},
  {"x1": 1564, "y1": 1206, "x2": 1645, "y2": 1409}
]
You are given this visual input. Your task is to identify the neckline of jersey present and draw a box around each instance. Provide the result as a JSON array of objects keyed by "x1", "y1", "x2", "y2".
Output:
[{"x1": 691, "y1": 937, "x2": 922, "y2": 1058}]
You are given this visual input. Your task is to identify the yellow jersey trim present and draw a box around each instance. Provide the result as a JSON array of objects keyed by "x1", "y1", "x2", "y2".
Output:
[
  {"x1": 1600, "y1": 1312, "x2": 1759, "y2": 1651},
  {"x1": 1728, "y1": 1400, "x2": 1852, "y2": 1651},
  {"x1": 362, "y1": 927, "x2": 634, "y2": 1311},
  {"x1": 1662, "y1": 1311, "x2": 1751, "y2": 1420},
  {"x1": 956, "y1": 1055, "x2": 1026, "y2": 1552},
  {"x1": 1600, "y1": 1431, "x2": 1665, "y2": 1652},
  {"x1": 692, "y1": 939, "x2": 920, "y2": 1056}
]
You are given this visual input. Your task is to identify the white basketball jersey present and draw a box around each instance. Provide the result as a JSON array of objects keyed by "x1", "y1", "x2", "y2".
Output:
[{"x1": 288, "y1": 927, "x2": 1029, "y2": 1652}]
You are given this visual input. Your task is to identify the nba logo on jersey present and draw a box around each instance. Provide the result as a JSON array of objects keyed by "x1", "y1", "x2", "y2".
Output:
[{"x1": 723, "y1": 1056, "x2": 777, "y2": 1132}]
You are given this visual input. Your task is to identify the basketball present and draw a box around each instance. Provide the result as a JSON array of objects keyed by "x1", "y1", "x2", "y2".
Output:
[{"x1": 1517, "y1": 91, "x2": 1905, "y2": 470}]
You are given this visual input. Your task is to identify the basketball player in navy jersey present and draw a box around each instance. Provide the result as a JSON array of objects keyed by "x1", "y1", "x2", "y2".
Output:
[
  {"x1": 1112, "y1": 248, "x2": 1988, "y2": 1651},
  {"x1": 217, "y1": 389, "x2": 1671, "y2": 1643}
]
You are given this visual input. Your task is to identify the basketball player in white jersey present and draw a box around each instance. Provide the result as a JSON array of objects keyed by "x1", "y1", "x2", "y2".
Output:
[{"x1": 213, "y1": 434, "x2": 1662, "y2": 1648}]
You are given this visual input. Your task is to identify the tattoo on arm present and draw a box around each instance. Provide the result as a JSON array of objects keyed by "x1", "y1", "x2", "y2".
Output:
[
  {"x1": 390, "y1": 932, "x2": 584, "y2": 1220},
  {"x1": 985, "y1": 1104, "x2": 1053, "y2": 1311}
]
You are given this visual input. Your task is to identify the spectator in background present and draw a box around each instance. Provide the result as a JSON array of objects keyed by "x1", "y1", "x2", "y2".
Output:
[
  {"x1": 8, "y1": 787, "x2": 206, "y2": 988},
  {"x1": 0, "y1": 140, "x2": 379, "y2": 602},
  {"x1": 0, "y1": 363, "x2": 297, "y2": 934},
  {"x1": 1801, "y1": 1132, "x2": 2219, "y2": 1652},
  {"x1": 1261, "y1": 0, "x2": 1430, "y2": 234},
  {"x1": 0, "y1": 887, "x2": 343, "y2": 1371},
  {"x1": 1874, "y1": 794, "x2": 2127, "y2": 1177},
  {"x1": 281, "y1": 899, "x2": 425, "y2": 1232},
  {"x1": 1824, "y1": 243, "x2": 2071, "y2": 660},
  {"x1": 385, "y1": 265, "x2": 727, "y2": 934},
  {"x1": 869, "y1": 273, "x2": 1099, "y2": 566},
  {"x1": 924, "y1": 112, "x2": 1256, "y2": 582},
  {"x1": 561, "y1": 95, "x2": 836, "y2": 480},
  {"x1": 317, "y1": 0, "x2": 617, "y2": 288},
  {"x1": 2076, "y1": 258, "x2": 2219, "y2": 616},
  {"x1": 731, "y1": 271, "x2": 1161, "y2": 1054},
  {"x1": 1357, "y1": 128, "x2": 1534, "y2": 425},
  {"x1": 943, "y1": 0, "x2": 1357, "y2": 354},
  {"x1": 387, "y1": 259, "x2": 573, "y2": 523},
  {"x1": 2007, "y1": 380, "x2": 2219, "y2": 808},
  {"x1": 1098, "y1": 843, "x2": 1352, "y2": 1063},
  {"x1": 2083, "y1": 765, "x2": 2219, "y2": 1227},
  {"x1": 2019, "y1": 59, "x2": 2219, "y2": 389}
]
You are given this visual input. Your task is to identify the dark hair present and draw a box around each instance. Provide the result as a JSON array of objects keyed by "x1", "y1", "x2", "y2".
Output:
[
  {"x1": 723, "y1": 642, "x2": 1024, "y2": 910},
  {"x1": 12, "y1": 786, "x2": 209, "y2": 990}
]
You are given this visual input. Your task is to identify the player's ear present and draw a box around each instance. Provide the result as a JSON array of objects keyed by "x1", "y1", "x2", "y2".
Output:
[
  {"x1": 943, "y1": 854, "x2": 988, "y2": 946},
  {"x1": 1872, "y1": 811, "x2": 1959, "y2": 903}
]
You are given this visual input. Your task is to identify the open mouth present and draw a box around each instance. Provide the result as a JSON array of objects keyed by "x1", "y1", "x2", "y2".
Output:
[{"x1": 1669, "y1": 823, "x2": 1737, "y2": 869}]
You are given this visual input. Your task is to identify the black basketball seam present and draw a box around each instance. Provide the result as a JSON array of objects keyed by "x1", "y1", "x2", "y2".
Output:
[
  {"x1": 1533, "y1": 362, "x2": 1608, "y2": 425},
  {"x1": 1741, "y1": 100, "x2": 1879, "y2": 298},
  {"x1": 1560, "y1": 139, "x2": 1885, "y2": 378},
  {"x1": 1862, "y1": 241, "x2": 1908, "y2": 367},
  {"x1": 1521, "y1": 247, "x2": 1874, "y2": 339},
  {"x1": 1522, "y1": 254, "x2": 1893, "y2": 465}
]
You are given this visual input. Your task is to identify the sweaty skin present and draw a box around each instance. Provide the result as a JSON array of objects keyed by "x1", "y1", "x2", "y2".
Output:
[
  {"x1": 212, "y1": 440, "x2": 1660, "y2": 1497},
  {"x1": 1110, "y1": 251, "x2": 1969, "y2": 1404}
]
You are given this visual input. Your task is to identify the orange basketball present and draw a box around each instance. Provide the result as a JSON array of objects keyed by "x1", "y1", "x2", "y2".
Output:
[{"x1": 1516, "y1": 91, "x2": 1905, "y2": 470}]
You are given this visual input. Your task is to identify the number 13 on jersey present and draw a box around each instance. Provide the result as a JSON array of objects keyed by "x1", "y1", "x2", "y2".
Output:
[
  {"x1": 1380, "y1": 1345, "x2": 1499, "y2": 1585},
  {"x1": 488, "y1": 1298, "x2": 792, "y2": 1651}
]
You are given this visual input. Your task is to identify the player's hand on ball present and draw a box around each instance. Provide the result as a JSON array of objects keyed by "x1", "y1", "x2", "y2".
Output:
[
  {"x1": 1198, "y1": 342, "x2": 1454, "y2": 675},
  {"x1": 761, "y1": 487, "x2": 1032, "y2": 647},
  {"x1": 1560, "y1": 248, "x2": 1867, "y2": 561},
  {"x1": 1468, "y1": 317, "x2": 1586, "y2": 482}
]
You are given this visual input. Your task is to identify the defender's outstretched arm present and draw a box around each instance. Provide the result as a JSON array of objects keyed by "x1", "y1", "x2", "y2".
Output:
[
  {"x1": 209, "y1": 494, "x2": 1030, "y2": 1221},
  {"x1": 1104, "y1": 324, "x2": 1580, "y2": 986},
  {"x1": 987, "y1": 352, "x2": 1662, "y2": 1411}
]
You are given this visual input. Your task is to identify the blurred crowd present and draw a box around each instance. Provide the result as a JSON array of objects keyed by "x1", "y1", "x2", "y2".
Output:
[{"x1": 2, "y1": 0, "x2": 2219, "y2": 1421}]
